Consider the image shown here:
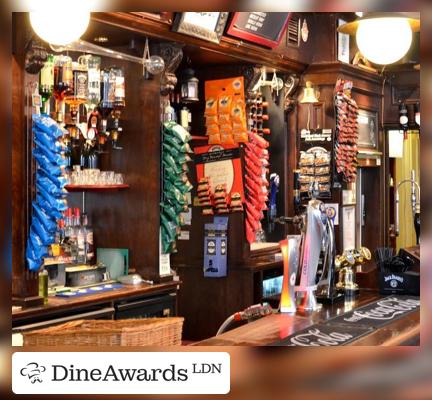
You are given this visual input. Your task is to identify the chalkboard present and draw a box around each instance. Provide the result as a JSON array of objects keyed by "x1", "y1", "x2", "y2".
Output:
[{"x1": 226, "y1": 12, "x2": 291, "y2": 48}]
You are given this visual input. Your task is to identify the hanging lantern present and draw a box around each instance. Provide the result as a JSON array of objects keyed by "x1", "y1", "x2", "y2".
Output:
[{"x1": 180, "y1": 68, "x2": 199, "y2": 102}]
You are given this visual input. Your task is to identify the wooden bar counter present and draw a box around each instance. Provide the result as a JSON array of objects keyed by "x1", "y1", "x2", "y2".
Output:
[
  {"x1": 195, "y1": 291, "x2": 420, "y2": 346},
  {"x1": 12, "y1": 281, "x2": 180, "y2": 329}
]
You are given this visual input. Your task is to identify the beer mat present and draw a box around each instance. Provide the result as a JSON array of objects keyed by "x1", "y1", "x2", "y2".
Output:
[
  {"x1": 55, "y1": 283, "x2": 123, "y2": 298},
  {"x1": 329, "y1": 295, "x2": 420, "y2": 329},
  {"x1": 271, "y1": 295, "x2": 420, "y2": 346},
  {"x1": 272, "y1": 324, "x2": 373, "y2": 346}
]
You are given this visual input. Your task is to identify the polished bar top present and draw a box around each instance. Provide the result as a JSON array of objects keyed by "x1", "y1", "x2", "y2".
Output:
[
  {"x1": 12, "y1": 281, "x2": 180, "y2": 323},
  {"x1": 195, "y1": 291, "x2": 420, "y2": 346}
]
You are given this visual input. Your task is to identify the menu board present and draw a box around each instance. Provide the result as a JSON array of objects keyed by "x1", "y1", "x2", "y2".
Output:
[{"x1": 227, "y1": 12, "x2": 291, "y2": 48}]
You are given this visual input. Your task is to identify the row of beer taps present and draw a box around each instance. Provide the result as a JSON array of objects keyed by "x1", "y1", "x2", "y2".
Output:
[{"x1": 276, "y1": 194, "x2": 371, "y2": 313}]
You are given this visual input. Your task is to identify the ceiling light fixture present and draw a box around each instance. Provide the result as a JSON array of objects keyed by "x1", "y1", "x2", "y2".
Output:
[
  {"x1": 29, "y1": 0, "x2": 91, "y2": 46},
  {"x1": 338, "y1": 13, "x2": 420, "y2": 65}
]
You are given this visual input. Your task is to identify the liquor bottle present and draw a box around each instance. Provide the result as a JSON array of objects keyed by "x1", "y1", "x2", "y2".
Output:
[
  {"x1": 53, "y1": 55, "x2": 73, "y2": 123},
  {"x1": 111, "y1": 66, "x2": 125, "y2": 149},
  {"x1": 39, "y1": 54, "x2": 54, "y2": 115},
  {"x1": 75, "y1": 208, "x2": 86, "y2": 264},
  {"x1": 98, "y1": 69, "x2": 116, "y2": 152},
  {"x1": 65, "y1": 61, "x2": 88, "y2": 124},
  {"x1": 86, "y1": 55, "x2": 101, "y2": 110},
  {"x1": 64, "y1": 208, "x2": 77, "y2": 262},
  {"x1": 82, "y1": 213, "x2": 94, "y2": 264}
]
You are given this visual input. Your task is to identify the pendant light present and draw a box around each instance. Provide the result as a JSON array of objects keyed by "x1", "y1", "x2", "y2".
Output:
[
  {"x1": 29, "y1": 0, "x2": 91, "y2": 46},
  {"x1": 338, "y1": 13, "x2": 420, "y2": 65}
]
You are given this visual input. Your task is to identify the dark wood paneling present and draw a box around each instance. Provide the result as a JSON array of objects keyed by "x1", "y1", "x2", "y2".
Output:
[
  {"x1": 12, "y1": 13, "x2": 42, "y2": 304},
  {"x1": 91, "y1": 12, "x2": 307, "y2": 74},
  {"x1": 177, "y1": 265, "x2": 255, "y2": 340},
  {"x1": 69, "y1": 63, "x2": 162, "y2": 281},
  {"x1": 297, "y1": 62, "x2": 385, "y2": 255}
]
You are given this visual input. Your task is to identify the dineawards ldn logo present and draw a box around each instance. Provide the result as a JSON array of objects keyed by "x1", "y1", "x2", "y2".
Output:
[
  {"x1": 20, "y1": 362, "x2": 47, "y2": 384},
  {"x1": 12, "y1": 352, "x2": 230, "y2": 395}
]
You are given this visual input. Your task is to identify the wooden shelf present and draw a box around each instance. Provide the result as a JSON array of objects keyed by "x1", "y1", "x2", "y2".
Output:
[{"x1": 65, "y1": 184, "x2": 130, "y2": 192}]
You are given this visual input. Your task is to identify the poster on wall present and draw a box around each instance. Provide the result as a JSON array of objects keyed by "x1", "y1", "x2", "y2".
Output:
[
  {"x1": 337, "y1": 18, "x2": 350, "y2": 63},
  {"x1": 226, "y1": 12, "x2": 291, "y2": 48},
  {"x1": 194, "y1": 144, "x2": 245, "y2": 201},
  {"x1": 342, "y1": 205, "x2": 356, "y2": 250}
]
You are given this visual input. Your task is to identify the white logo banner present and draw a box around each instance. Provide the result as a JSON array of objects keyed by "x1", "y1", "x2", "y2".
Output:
[{"x1": 13, "y1": 352, "x2": 230, "y2": 394}]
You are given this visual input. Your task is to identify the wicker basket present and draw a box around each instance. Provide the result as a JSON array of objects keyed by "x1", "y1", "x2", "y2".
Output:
[{"x1": 23, "y1": 317, "x2": 184, "y2": 347}]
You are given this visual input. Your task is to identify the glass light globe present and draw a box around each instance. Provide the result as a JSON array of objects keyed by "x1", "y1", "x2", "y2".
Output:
[
  {"x1": 29, "y1": 1, "x2": 90, "y2": 46},
  {"x1": 356, "y1": 17, "x2": 413, "y2": 65},
  {"x1": 147, "y1": 56, "x2": 165, "y2": 75}
]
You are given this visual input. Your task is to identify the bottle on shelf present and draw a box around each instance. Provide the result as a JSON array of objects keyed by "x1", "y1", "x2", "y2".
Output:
[
  {"x1": 85, "y1": 55, "x2": 101, "y2": 111},
  {"x1": 98, "y1": 67, "x2": 115, "y2": 152},
  {"x1": 53, "y1": 55, "x2": 73, "y2": 123},
  {"x1": 75, "y1": 208, "x2": 86, "y2": 264},
  {"x1": 82, "y1": 212, "x2": 94, "y2": 264},
  {"x1": 64, "y1": 207, "x2": 78, "y2": 263},
  {"x1": 111, "y1": 66, "x2": 125, "y2": 149},
  {"x1": 39, "y1": 54, "x2": 54, "y2": 115}
]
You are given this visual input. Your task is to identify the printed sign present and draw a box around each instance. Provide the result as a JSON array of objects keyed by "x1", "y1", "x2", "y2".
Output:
[{"x1": 195, "y1": 144, "x2": 244, "y2": 201}]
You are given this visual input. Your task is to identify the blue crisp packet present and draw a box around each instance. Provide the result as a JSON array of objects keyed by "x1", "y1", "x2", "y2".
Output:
[
  {"x1": 33, "y1": 149, "x2": 68, "y2": 175},
  {"x1": 32, "y1": 114, "x2": 65, "y2": 140},
  {"x1": 36, "y1": 174, "x2": 66, "y2": 197},
  {"x1": 37, "y1": 184, "x2": 68, "y2": 212},
  {"x1": 34, "y1": 138, "x2": 66, "y2": 166},
  {"x1": 33, "y1": 127, "x2": 65, "y2": 152},
  {"x1": 28, "y1": 228, "x2": 49, "y2": 259},
  {"x1": 27, "y1": 255, "x2": 43, "y2": 272},
  {"x1": 32, "y1": 216, "x2": 55, "y2": 245},
  {"x1": 32, "y1": 202, "x2": 57, "y2": 233},
  {"x1": 38, "y1": 169, "x2": 68, "y2": 189},
  {"x1": 36, "y1": 194, "x2": 64, "y2": 219}
]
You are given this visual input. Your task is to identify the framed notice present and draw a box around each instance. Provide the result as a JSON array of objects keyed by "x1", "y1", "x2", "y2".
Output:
[
  {"x1": 226, "y1": 12, "x2": 291, "y2": 48},
  {"x1": 357, "y1": 109, "x2": 378, "y2": 149},
  {"x1": 194, "y1": 144, "x2": 245, "y2": 201},
  {"x1": 172, "y1": 12, "x2": 229, "y2": 43},
  {"x1": 337, "y1": 19, "x2": 350, "y2": 63},
  {"x1": 342, "y1": 205, "x2": 356, "y2": 251}
]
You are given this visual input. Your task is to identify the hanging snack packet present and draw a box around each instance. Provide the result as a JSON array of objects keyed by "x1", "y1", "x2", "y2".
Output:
[
  {"x1": 208, "y1": 134, "x2": 221, "y2": 145},
  {"x1": 218, "y1": 95, "x2": 232, "y2": 115},
  {"x1": 221, "y1": 133, "x2": 235, "y2": 145},
  {"x1": 206, "y1": 124, "x2": 219, "y2": 136},
  {"x1": 205, "y1": 97, "x2": 218, "y2": 116},
  {"x1": 32, "y1": 203, "x2": 57, "y2": 233},
  {"x1": 206, "y1": 114, "x2": 218, "y2": 125},
  {"x1": 218, "y1": 114, "x2": 230, "y2": 125},
  {"x1": 32, "y1": 114, "x2": 65, "y2": 140},
  {"x1": 231, "y1": 99, "x2": 245, "y2": 123}
]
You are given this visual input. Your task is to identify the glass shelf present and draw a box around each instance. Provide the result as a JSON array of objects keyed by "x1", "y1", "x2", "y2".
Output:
[{"x1": 65, "y1": 184, "x2": 130, "y2": 192}]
